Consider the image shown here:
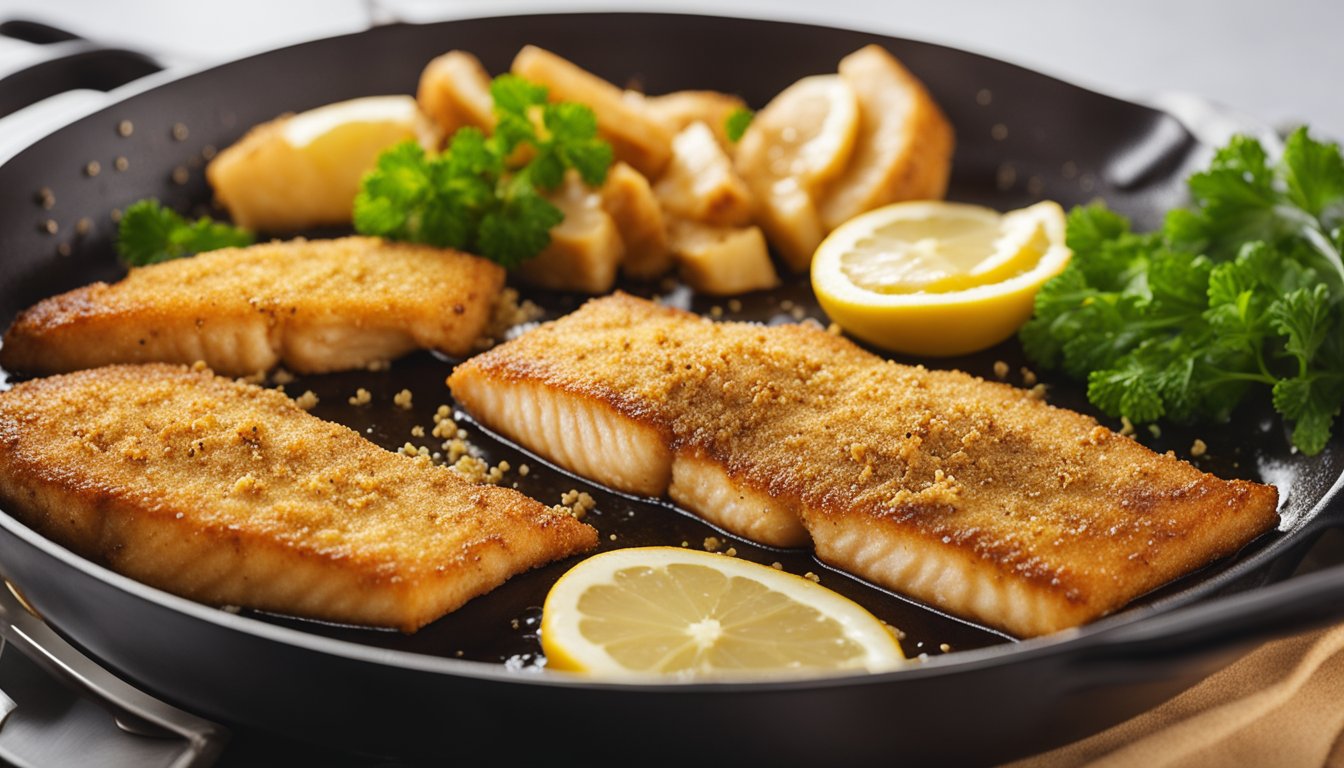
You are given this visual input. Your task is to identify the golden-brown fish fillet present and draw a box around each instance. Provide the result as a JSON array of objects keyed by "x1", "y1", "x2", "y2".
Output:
[
  {"x1": 0, "y1": 236, "x2": 504, "y2": 377},
  {"x1": 0, "y1": 364, "x2": 596, "y2": 632},
  {"x1": 448, "y1": 294, "x2": 1279, "y2": 637}
]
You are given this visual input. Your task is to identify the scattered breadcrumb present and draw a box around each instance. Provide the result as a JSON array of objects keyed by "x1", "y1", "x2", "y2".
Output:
[
  {"x1": 293, "y1": 390, "x2": 319, "y2": 410},
  {"x1": 826, "y1": 322, "x2": 843, "y2": 336},
  {"x1": 1028, "y1": 383, "x2": 1048, "y2": 399},
  {"x1": 348, "y1": 388, "x2": 371, "y2": 406},
  {"x1": 411, "y1": 425, "x2": 425, "y2": 437},
  {"x1": 770, "y1": 561, "x2": 783, "y2": 570},
  {"x1": 239, "y1": 370, "x2": 267, "y2": 385},
  {"x1": 365, "y1": 360, "x2": 390, "y2": 372},
  {"x1": 608, "y1": 533, "x2": 618, "y2": 541},
  {"x1": 400, "y1": 442, "x2": 430, "y2": 459},
  {"x1": 441, "y1": 438, "x2": 470, "y2": 464},
  {"x1": 550, "y1": 489, "x2": 596, "y2": 520},
  {"x1": 723, "y1": 547, "x2": 737, "y2": 557},
  {"x1": 1191, "y1": 438, "x2": 1208, "y2": 457},
  {"x1": 518, "y1": 463, "x2": 530, "y2": 477},
  {"x1": 789, "y1": 306, "x2": 806, "y2": 321},
  {"x1": 393, "y1": 389, "x2": 413, "y2": 409},
  {"x1": 1020, "y1": 367, "x2": 1037, "y2": 387},
  {"x1": 191, "y1": 360, "x2": 208, "y2": 372},
  {"x1": 710, "y1": 305, "x2": 724, "y2": 318},
  {"x1": 702, "y1": 536, "x2": 723, "y2": 553},
  {"x1": 993, "y1": 360, "x2": 1010, "y2": 379},
  {"x1": 271, "y1": 368, "x2": 295, "y2": 385},
  {"x1": 475, "y1": 288, "x2": 546, "y2": 349},
  {"x1": 1148, "y1": 424, "x2": 1162, "y2": 439},
  {"x1": 1119, "y1": 416, "x2": 1135, "y2": 437},
  {"x1": 449, "y1": 455, "x2": 488, "y2": 483},
  {"x1": 727, "y1": 299, "x2": 742, "y2": 313},
  {"x1": 803, "y1": 571, "x2": 821, "y2": 583}
]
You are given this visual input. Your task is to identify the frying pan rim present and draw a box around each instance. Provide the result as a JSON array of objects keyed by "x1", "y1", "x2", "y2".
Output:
[{"x1": 2, "y1": 9, "x2": 1342, "y2": 695}]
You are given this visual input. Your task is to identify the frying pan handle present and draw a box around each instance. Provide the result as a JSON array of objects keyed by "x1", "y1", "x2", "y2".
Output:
[
  {"x1": 1071, "y1": 564, "x2": 1344, "y2": 682},
  {"x1": 0, "y1": 581, "x2": 228, "y2": 766},
  {"x1": 0, "y1": 19, "x2": 162, "y2": 120}
]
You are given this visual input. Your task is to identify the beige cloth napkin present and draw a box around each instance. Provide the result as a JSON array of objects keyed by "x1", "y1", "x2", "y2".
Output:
[{"x1": 1006, "y1": 624, "x2": 1344, "y2": 768}]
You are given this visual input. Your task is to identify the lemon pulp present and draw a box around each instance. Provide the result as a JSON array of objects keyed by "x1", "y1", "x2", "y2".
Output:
[
  {"x1": 811, "y1": 200, "x2": 1070, "y2": 356},
  {"x1": 541, "y1": 547, "x2": 903, "y2": 679}
]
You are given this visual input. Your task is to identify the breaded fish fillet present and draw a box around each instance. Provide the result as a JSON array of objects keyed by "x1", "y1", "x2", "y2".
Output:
[
  {"x1": 449, "y1": 294, "x2": 1279, "y2": 637},
  {"x1": 0, "y1": 364, "x2": 596, "y2": 631},
  {"x1": 0, "y1": 236, "x2": 503, "y2": 377}
]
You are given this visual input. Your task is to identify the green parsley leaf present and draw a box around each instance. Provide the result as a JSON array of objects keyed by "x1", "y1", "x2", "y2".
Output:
[
  {"x1": 725, "y1": 107, "x2": 754, "y2": 143},
  {"x1": 116, "y1": 199, "x2": 253, "y2": 266},
  {"x1": 1021, "y1": 128, "x2": 1344, "y2": 454},
  {"x1": 354, "y1": 74, "x2": 614, "y2": 267}
]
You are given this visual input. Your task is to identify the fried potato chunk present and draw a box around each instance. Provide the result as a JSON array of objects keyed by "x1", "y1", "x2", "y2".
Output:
[{"x1": 417, "y1": 50, "x2": 496, "y2": 139}]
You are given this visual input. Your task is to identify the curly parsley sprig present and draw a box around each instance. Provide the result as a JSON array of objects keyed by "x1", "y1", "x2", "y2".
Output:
[
  {"x1": 116, "y1": 199, "x2": 254, "y2": 266},
  {"x1": 1020, "y1": 128, "x2": 1344, "y2": 455},
  {"x1": 353, "y1": 74, "x2": 613, "y2": 267}
]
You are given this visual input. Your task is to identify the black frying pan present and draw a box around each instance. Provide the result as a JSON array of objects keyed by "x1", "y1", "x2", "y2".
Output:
[{"x1": 1, "y1": 13, "x2": 1343, "y2": 766}]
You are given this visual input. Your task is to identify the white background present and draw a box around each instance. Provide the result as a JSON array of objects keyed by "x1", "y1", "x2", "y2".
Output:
[{"x1": 0, "y1": 0, "x2": 1340, "y2": 140}]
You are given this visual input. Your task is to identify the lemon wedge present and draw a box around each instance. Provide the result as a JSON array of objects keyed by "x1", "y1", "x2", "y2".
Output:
[
  {"x1": 811, "y1": 200, "x2": 1071, "y2": 356},
  {"x1": 207, "y1": 95, "x2": 438, "y2": 232},
  {"x1": 541, "y1": 547, "x2": 903, "y2": 679},
  {"x1": 736, "y1": 74, "x2": 860, "y2": 270}
]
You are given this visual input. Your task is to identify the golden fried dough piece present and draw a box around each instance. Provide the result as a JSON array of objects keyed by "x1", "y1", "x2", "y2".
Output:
[
  {"x1": 417, "y1": 50, "x2": 496, "y2": 139},
  {"x1": 0, "y1": 365, "x2": 596, "y2": 631},
  {"x1": 450, "y1": 294, "x2": 1279, "y2": 637},
  {"x1": 512, "y1": 45, "x2": 673, "y2": 178},
  {"x1": 0, "y1": 237, "x2": 504, "y2": 377},
  {"x1": 645, "y1": 89, "x2": 748, "y2": 151},
  {"x1": 600, "y1": 162, "x2": 672, "y2": 280}
]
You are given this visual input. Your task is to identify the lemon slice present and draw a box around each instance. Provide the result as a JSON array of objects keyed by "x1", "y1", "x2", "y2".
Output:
[
  {"x1": 812, "y1": 200, "x2": 1071, "y2": 356},
  {"x1": 735, "y1": 74, "x2": 860, "y2": 193},
  {"x1": 736, "y1": 75, "x2": 861, "y2": 270},
  {"x1": 541, "y1": 547, "x2": 903, "y2": 679}
]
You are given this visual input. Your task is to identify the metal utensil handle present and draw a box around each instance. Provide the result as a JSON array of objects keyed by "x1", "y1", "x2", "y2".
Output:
[{"x1": 0, "y1": 583, "x2": 228, "y2": 768}]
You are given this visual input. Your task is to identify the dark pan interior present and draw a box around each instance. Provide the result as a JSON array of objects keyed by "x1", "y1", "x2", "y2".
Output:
[{"x1": 0, "y1": 13, "x2": 1342, "y2": 764}]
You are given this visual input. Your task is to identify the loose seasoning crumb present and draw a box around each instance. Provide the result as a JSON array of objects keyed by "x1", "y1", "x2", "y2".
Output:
[
  {"x1": 789, "y1": 306, "x2": 806, "y2": 321},
  {"x1": 400, "y1": 442, "x2": 430, "y2": 459},
  {"x1": 770, "y1": 561, "x2": 783, "y2": 570},
  {"x1": 271, "y1": 368, "x2": 295, "y2": 385},
  {"x1": 551, "y1": 489, "x2": 596, "y2": 520},
  {"x1": 475, "y1": 288, "x2": 546, "y2": 350},
  {"x1": 1191, "y1": 438, "x2": 1208, "y2": 457},
  {"x1": 710, "y1": 305, "x2": 724, "y2": 318},
  {"x1": 780, "y1": 300, "x2": 794, "y2": 311},
  {"x1": 1020, "y1": 367, "x2": 1037, "y2": 387},
  {"x1": 727, "y1": 299, "x2": 742, "y2": 312},
  {"x1": 608, "y1": 533, "x2": 618, "y2": 541},
  {"x1": 803, "y1": 571, "x2": 821, "y2": 583},
  {"x1": 293, "y1": 390, "x2": 319, "y2": 410},
  {"x1": 703, "y1": 536, "x2": 723, "y2": 553},
  {"x1": 1148, "y1": 424, "x2": 1162, "y2": 439},
  {"x1": 826, "y1": 322, "x2": 842, "y2": 336},
  {"x1": 518, "y1": 464, "x2": 530, "y2": 476},
  {"x1": 1119, "y1": 416, "x2": 1135, "y2": 437},
  {"x1": 993, "y1": 360, "x2": 1010, "y2": 379},
  {"x1": 724, "y1": 547, "x2": 737, "y2": 557},
  {"x1": 510, "y1": 618, "x2": 520, "y2": 630},
  {"x1": 1029, "y1": 383, "x2": 1048, "y2": 399},
  {"x1": 450, "y1": 455, "x2": 488, "y2": 483},
  {"x1": 348, "y1": 388, "x2": 372, "y2": 406},
  {"x1": 411, "y1": 425, "x2": 425, "y2": 437},
  {"x1": 366, "y1": 360, "x2": 390, "y2": 372},
  {"x1": 393, "y1": 388, "x2": 414, "y2": 409},
  {"x1": 681, "y1": 541, "x2": 690, "y2": 547},
  {"x1": 939, "y1": 643, "x2": 952, "y2": 653},
  {"x1": 442, "y1": 439, "x2": 469, "y2": 463}
]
